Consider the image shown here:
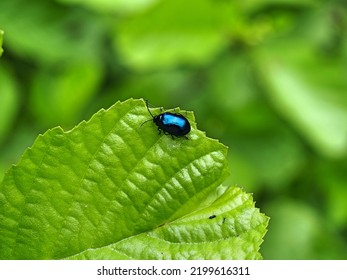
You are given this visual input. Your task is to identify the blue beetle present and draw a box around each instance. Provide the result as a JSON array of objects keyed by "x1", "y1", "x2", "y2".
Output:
[{"x1": 143, "y1": 100, "x2": 191, "y2": 138}]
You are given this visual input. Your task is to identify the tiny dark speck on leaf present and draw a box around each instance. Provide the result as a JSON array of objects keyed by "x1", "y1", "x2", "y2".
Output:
[{"x1": 209, "y1": 215, "x2": 216, "y2": 219}]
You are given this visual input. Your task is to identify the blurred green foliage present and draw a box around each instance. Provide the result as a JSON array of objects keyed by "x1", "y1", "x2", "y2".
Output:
[
  {"x1": 0, "y1": 30, "x2": 3, "y2": 56},
  {"x1": 0, "y1": 0, "x2": 347, "y2": 259}
]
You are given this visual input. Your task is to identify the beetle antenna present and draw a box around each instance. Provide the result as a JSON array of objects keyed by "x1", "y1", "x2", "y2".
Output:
[
  {"x1": 145, "y1": 100, "x2": 154, "y2": 118},
  {"x1": 140, "y1": 118, "x2": 153, "y2": 127}
]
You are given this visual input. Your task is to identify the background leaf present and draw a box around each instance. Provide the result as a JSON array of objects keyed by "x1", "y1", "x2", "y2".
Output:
[
  {"x1": 56, "y1": 0, "x2": 159, "y2": 14},
  {"x1": 30, "y1": 61, "x2": 103, "y2": 128},
  {"x1": 255, "y1": 40, "x2": 347, "y2": 158},
  {"x1": 0, "y1": 65, "x2": 19, "y2": 146},
  {"x1": 114, "y1": 0, "x2": 240, "y2": 70},
  {"x1": 0, "y1": 0, "x2": 103, "y2": 64},
  {"x1": 0, "y1": 99, "x2": 268, "y2": 259},
  {"x1": 0, "y1": 29, "x2": 3, "y2": 57}
]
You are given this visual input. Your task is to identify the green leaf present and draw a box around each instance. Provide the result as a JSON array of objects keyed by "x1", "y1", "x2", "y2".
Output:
[
  {"x1": 0, "y1": 99, "x2": 268, "y2": 259},
  {"x1": 115, "y1": 0, "x2": 240, "y2": 70},
  {"x1": 315, "y1": 160, "x2": 347, "y2": 229},
  {"x1": 0, "y1": 0, "x2": 102, "y2": 64},
  {"x1": 255, "y1": 41, "x2": 347, "y2": 158},
  {"x1": 0, "y1": 29, "x2": 3, "y2": 57},
  {"x1": 261, "y1": 199, "x2": 347, "y2": 259},
  {"x1": 67, "y1": 187, "x2": 267, "y2": 260},
  {"x1": 56, "y1": 0, "x2": 158, "y2": 14},
  {"x1": 30, "y1": 61, "x2": 103, "y2": 127},
  {"x1": 240, "y1": 0, "x2": 317, "y2": 11},
  {"x1": 0, "y1": 65, "x2": 19, "y2": 146}
]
